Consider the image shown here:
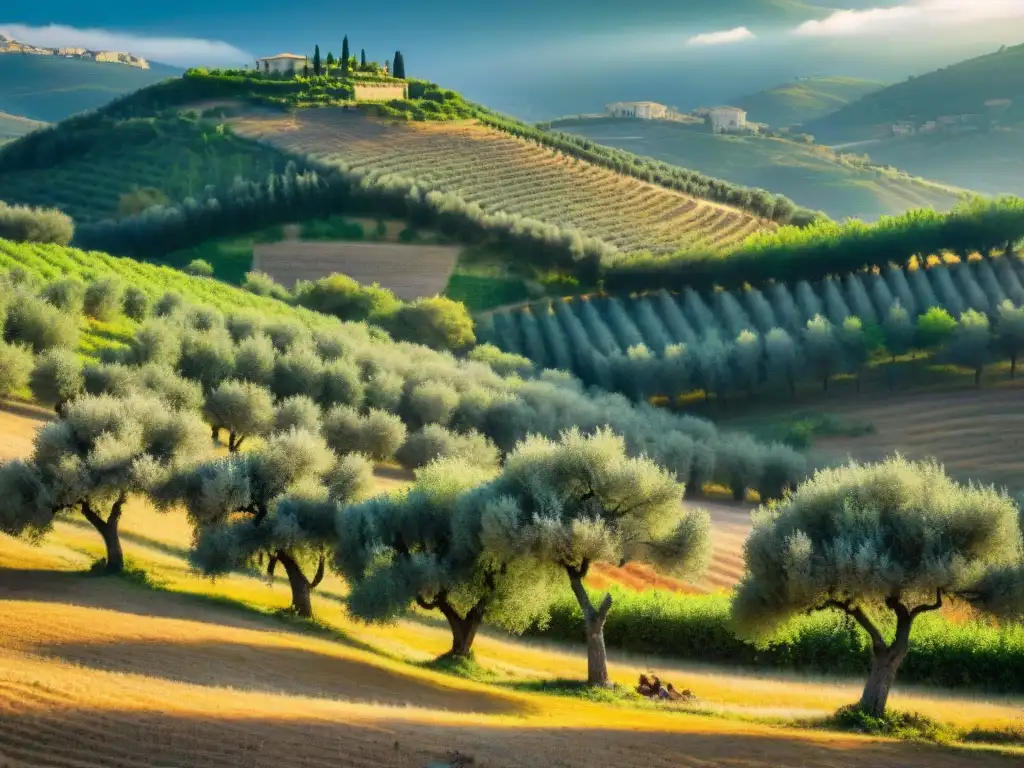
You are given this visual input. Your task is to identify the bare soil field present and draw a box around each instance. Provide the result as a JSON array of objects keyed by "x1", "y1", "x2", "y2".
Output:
[
  {"x1": 230, "y1": 109, "x2": 772, "y2": 255},
  {"x1": 789, "y1": 385, "x2": 1024, "y2": 490},
  {"x1": 253, "y1": 240, "x2": 460, "y2": 300}
]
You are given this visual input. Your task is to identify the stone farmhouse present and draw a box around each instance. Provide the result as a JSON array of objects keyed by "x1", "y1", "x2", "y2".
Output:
[
  {"x1": 700, "y1": 106, "x2": 748, "y2": 134},
  {"x1": 256, "y1": 53, "x2": 308, "y2": 75}
]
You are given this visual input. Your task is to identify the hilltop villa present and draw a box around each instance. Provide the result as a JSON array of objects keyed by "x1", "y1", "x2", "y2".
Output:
[
  {"x1": 256, "y1": 53, "x2": 307, "y2": 74},
  {"x1": 606, "y1": 101, "x2": 669, "y2": 120}
]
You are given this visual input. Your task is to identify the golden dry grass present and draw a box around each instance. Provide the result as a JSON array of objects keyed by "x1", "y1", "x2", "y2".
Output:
[
  {"x1": 229, "y1": 109, "x2": 773, "y2": 255},
  {"x1": 2, "y1": 400, "x2": 1024, "y2": 767},
  {"x1": 252, "y1": 240, "x2": 460, "y2": 299}
]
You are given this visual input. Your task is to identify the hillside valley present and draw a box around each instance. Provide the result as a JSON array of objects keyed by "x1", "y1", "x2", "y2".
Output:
[
  {"x1": 548, "y1": 117, "x2": 966, "y2": 221},
  {"x1": 734, "y1": 77, "x2": 884, "y2": 129}
]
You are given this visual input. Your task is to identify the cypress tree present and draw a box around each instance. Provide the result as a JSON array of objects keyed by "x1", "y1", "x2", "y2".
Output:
[
  {"x1": 393, "y1": 51, "x2": 405, "y2": 79},
  {"x1": 326, "y1": 51, "x2": 335, "y2": 70},
  {"x1": 341, "y1": 36, "x2": 350, "y2": 74},
  {"x1": 313, "y1": 45, "x2": 321, "y2": 76},
  {"x1": 360, "y1": 48, "x2": 366, "y2": 68}
]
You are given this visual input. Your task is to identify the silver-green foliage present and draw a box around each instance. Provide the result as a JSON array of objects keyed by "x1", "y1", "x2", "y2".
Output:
[
  {"x1": 203, "y1": 380, "x2": 275, "y2": 451},
  {"x1": 29, "y1": 347, "x2": 84, "y2": 412},
  {"x1": 0, "y1": 340, "x2": 34, "y2": 397},
  {"x1": 732, "y1": 456, "x2": 1024, "y2": 715},
  {"x1": 396, "y1": 424, "x2": 499, "y2": 470}
]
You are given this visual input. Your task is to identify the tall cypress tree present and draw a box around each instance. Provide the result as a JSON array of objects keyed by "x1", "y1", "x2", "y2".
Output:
[
  {"x1": 360, "y1": 48, "x2": 366, "y2": 68},
  {"x1": 393, "y1": 51, "x2": 405, "y2": 79},
  {"x1": 326, "y1": 51, "x2": 335, "y2": 70},
  {"x1": 341, "y1": 36, "x2": 350, "y2": 74},
  {"x1": 313, "y1": 45, "x2": 321, "y2": 76}
]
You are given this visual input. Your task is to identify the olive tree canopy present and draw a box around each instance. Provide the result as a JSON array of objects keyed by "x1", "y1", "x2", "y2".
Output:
[
  {"x1": 3, "y1": 393, "x2": 208, "y2": 573},
  {"x1": 159, "y1": 429, "x2": 368, "y2": 617},
  {"x1": 334, "y1": 458, "x2": 555, "y2": 658},
  {"x1": 732, "y1": 456, "x2": 1024, "y2": 717},
  {"x1": 458, "y1": 428, "x2": 710, "y2": 685}
]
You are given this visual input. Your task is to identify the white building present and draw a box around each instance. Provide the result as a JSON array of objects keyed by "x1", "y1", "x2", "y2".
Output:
[
  {"x1": 606, "y1": 101, "x2": 669, "y2": 120},
  {"x1": 256, "y1": 53, "x2": 307, "y2": 75},
  {"x1": 705, "y1": 106, "x2": 747, "y2": 134}
]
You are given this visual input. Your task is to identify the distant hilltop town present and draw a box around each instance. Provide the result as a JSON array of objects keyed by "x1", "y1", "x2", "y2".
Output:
[{"x1": 0, "y1": 33, "x2": 149, "y2": 69}]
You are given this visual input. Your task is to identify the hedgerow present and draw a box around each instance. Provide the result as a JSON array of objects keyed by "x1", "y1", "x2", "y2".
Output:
[{"x1": 526, "y1": 587, "x2": 1024, "y2": 693}]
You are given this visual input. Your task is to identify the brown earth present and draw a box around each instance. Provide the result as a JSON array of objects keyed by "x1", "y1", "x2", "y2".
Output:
[{"x1": 253, "y1": 240, "x2": 460, "y2": 301}]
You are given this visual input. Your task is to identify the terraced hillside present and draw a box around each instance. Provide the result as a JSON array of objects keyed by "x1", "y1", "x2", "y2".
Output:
[{"x1": 231, "y1": 109, "x2": 773, "y2": 254}]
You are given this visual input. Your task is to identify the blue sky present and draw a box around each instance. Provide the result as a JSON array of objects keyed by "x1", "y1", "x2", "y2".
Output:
[{"x1": 4, "y1": 1, "x2": 1024, "y2": 119}]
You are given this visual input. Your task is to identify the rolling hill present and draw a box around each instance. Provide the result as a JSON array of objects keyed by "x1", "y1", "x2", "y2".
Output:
[
  {"x1": 735, "y1": 77, "x2": 884, "y2": 128},
  {"x1": 548, "y1": 117, "x2": 966, "y2": 221},
  {"x1": 805, "y1": 42, "x2": 1024, "y2": 143},
  {"x1": 0, "y1": 53, "x2": 180, "y2": 123}
]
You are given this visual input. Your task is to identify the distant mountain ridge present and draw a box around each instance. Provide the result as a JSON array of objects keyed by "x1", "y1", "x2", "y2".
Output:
[
  {"x1": 805, "y1": 43, "x2": 1024, "y2": 143},
  {"x1": 0, "y1": 32, "x2": 150, "y2": 70}
]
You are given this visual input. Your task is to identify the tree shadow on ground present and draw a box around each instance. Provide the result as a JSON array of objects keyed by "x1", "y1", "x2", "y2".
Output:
[
  {"x1": 0, "y1": 568, "x2": 369, "y2": 651},
  {"x1": 0, "y1": 703, "x2": 1013, "y2": 768},
  {"x1": 34, "y1": 639, "x2": 526, "y2": 716}
]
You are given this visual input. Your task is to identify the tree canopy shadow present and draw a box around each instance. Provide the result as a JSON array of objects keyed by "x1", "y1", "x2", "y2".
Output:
[
  {"x1": 0, "y1": 703, "x2": 1014, "y2": 768},
  {"x1": 35, "y1": 639, "x2": 527, "y2": 716}
]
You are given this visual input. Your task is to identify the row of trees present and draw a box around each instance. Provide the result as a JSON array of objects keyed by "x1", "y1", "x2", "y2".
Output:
[
  {"x1": 0, "y1": 268, "x2": 804, "y2": 507},
  {"x1": 310, "y1": 38, "x2": 403, "y2": 78},
  {"x1": 604, "y1": 197, "x2": 1024, "y2": 294},
  {"x1": 3, "y1": 392, "x2": 1022, "y2": 718},
  {"x1": 74, "y1": 158, "x2": 614, "y2": 285}
]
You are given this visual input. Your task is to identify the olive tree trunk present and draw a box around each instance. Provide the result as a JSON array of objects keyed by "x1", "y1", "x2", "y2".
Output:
[
  {"x1": 273, "y1": 550, "x2": 324, "y2": 618},
  {"x1": 567, "y1": 564, "x2": 613, "y2": 687},
  {"x1": 427, "y1": 596, "x2": 487, "y2": 658},
  {"x1": 80, "y1": 496, "x2": 126, "y2": 574}
]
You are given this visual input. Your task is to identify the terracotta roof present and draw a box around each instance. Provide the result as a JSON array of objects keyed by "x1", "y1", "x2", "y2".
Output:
[{"x1": 257, "y1": 53, "x2": 307, "y2": 61}]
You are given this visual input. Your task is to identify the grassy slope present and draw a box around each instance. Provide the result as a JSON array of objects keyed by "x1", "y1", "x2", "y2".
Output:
[
  {"x1": 0, "y1": 54, "x2": 179, "y2": 123},
  {"x1": 862, "y1": 130, "x2": 1024, "y2": 199},
  {"x1": 735, "y1": 77, "x2": 884, "y2": 128},
  {"x1": 550, "y1": 118, "x2": 965, "y2": 221},
  {"x1": 806, "y1": 43, "x2": 1024, "y2": 143}
]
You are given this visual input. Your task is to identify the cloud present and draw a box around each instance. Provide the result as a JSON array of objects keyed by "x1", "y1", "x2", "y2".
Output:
[
  {"x1": 687, "y1": 27, "x2": 756, "y2": 46},
  {"x1": 794, "y1": 0, "x2": 1024, "y2": 38},
  {"x1": 0, "y1": 23, "x2": 250, "y2": 67}
]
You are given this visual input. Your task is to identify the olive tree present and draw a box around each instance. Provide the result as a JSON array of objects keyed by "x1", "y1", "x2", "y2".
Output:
[
  {"x1": 3, "y1": 393, "x2": 208, "y2": 573},
  {"x1": 803, "y1": 315, "x2": 842, "y2": 391},
  {"x1": 335, "y1": 458, "x2": 554, "y2": 658},
  {"x1": 203, "y1": 380, "x2": 275, "y2": 451},
  {"x1": 159, "y1": 429, "x2": 363, "y2": 617},
  {"x1": 947, "y1": 309, "x2": 991, "y2": 386},
  {"x1": 0, "y1": 340, "x2": 34, "y2": 397},
  {"x1": 732, "y1": 456, "x2": 1023, "y2": 717},
  {"x1": 764, "y1": 328, "x2": 800, "y2": 397},
  {"x1": 461, "y1": 428, "x2": 710, "y2": 686},
  {"x1": 29, "y1": 347, "x2": 84, "y2": 414},
  {"x1": 995, "y1": 300, "x2": 1024, "y2": 379}
]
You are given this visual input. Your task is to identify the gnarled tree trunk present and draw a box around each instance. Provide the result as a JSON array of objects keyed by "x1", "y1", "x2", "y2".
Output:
[
  {"x1": 428, "y1": 595, "x2": 487, "y2": 658},
  {"x1": 80, "y1": 496, "x2": 125, "y2": 574},
  {"x1": 274, "y1": 549, "x2": 315, "y2": 618},
  {"x1": 567, "y1": 561, "x2": 613, "y2": 687}
]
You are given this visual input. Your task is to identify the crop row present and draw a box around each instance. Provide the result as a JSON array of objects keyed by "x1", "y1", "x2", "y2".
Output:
[
  {"x1": 480, "y1": 254, "x2": 1024, "y2": 399},
  {"x1": 233, "y1": 112, "x2": 768, "y2": 254}
]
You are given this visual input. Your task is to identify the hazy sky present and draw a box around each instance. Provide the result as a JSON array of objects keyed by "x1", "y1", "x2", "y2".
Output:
[{"x1": 4, "y1": 1, "x2": 1023, "y2": 118}]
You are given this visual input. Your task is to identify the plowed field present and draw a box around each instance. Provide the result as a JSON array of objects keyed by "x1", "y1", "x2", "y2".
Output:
[
  {"x1": 253, "y1": 240, "x2": 460, "y2": 299},
  {"x1": 230, "y1": 110, "x2": 772, "y2": 255}
]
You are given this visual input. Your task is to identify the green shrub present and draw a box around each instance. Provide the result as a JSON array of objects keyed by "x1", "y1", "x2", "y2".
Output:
[
  {"x1": 83, "y1": 278, "x2": 125, "y2": 322},
  {"x1": 526, "y1": 588, "x2": 1024, "y2": 693},
  {"x1": 186, "y1": 259, "x2": 215, "y2": 277},
  {"x1": 0, "y1": 340, "x2": 34, "y2": 397},
  {"x1": 41, "y1": 278, "x2": 86, "y2": 315},
  {"x1": 4, "y1": 294, "x2": 79, "y2": 352},
  {"x1": 295, "y1": 273, "x2": 399, "y2": 322},
  {"x1": 0, "y1": 202, "x2": 74, "y2": 245},
  {"x1": 122, "y1": 286, "x2": 151, "y2": 321},
  {"x1": 378, "y1": 296, "x2": 475, "y2": 352},
  {"x1": 242, "y1": 270, "x2": 291, "y2": 301}
]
